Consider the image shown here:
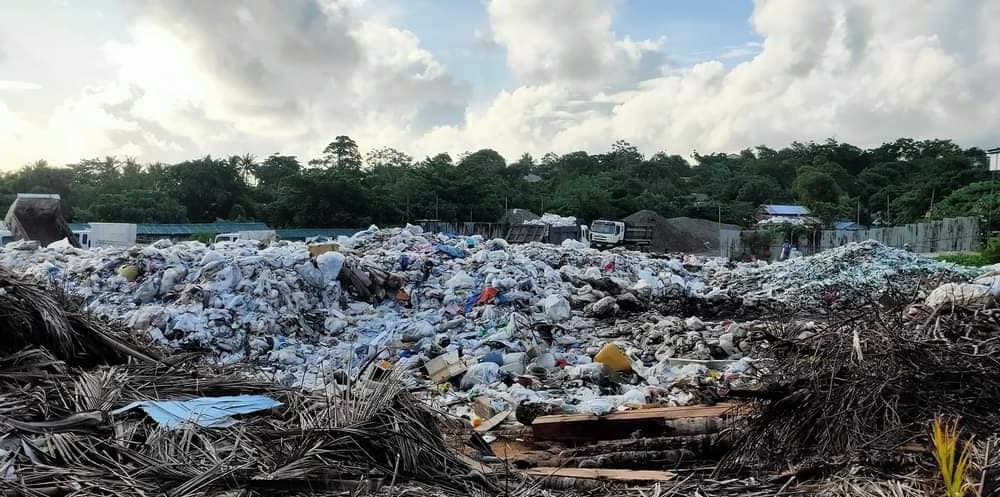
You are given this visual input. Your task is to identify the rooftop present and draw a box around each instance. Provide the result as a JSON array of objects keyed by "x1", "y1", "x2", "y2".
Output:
[{"x1": 760, "y1": 204, "x2": 811, "y2": 216}]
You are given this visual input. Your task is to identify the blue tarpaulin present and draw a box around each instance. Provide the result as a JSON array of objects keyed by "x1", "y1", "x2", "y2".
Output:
[
  {"x1": 112, "y1": 395, "x2": 281, "y2": 429},
  {"x1": 435, "y1": 244, "x2": 468, "y2": 259}
]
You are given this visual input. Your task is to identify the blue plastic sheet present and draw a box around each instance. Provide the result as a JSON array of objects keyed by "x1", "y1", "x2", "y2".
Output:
[
  {"x1": 463, "y1": 292, "x2": 481, "y2": 314},
  {"x1": 435, "y1": 244, "x2": 468, "y2": 259},
  {"x1": 112, "y1": 395, "x2": 281, "y2": 429}
]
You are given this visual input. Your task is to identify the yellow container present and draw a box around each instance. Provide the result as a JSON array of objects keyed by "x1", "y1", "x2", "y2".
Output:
[
  {"x1": 117, "y1": 264, "x2": 139, "y2": 282},
  {"x1": 594, "y1": 343, "x2": 632, "y2": 371}
]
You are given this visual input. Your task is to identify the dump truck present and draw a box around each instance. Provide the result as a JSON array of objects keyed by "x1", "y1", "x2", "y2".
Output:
[
  {"x1": 4, "y1": 193, "x2": 79, "y2": 247},
  {"x1": 506, "y1": 224, "x2": 588, "y2": 245},
  {"x1": 214, "y1": 230, "x2": 277, "y2": 244},
  {"x1": 589, "y1": 219, "x2": 653, "y2": 250}
]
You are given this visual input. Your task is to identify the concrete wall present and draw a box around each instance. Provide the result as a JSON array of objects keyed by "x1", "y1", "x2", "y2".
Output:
[{"x1": 720, "y1": 217, "x2": 980, "y2": 260}]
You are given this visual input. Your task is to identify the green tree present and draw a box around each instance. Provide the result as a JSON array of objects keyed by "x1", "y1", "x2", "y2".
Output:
[
  {"x1": 317, "y1": 135, "x2": 362, "y2": 170},
  {"x1": 794, "y1": 167, "x2": 842, "y2": 205}
]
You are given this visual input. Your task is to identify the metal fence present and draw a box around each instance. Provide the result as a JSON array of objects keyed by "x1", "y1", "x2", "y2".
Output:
[
  {"x1": 417, "y1": 221, "x2": 507, "y2": 240},
  {"x1": 720, "y1": 217, "x2": 981, "y2": 260}
]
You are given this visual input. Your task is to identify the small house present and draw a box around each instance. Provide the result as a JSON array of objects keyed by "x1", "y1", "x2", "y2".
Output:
[{"x1": 756, "y1": 204, "x2": 819, "y2": 226}]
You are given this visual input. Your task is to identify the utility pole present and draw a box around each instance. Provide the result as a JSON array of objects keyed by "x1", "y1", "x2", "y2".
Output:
[{"x1": 988, "y1": 147, "x2": 1000, "y2": 239}]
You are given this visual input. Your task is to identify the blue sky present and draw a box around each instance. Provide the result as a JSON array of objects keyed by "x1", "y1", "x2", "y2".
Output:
[
  {"x1": 368, "y1": 0, "x2": 760, "y2": 99},
  {"x1": 0, "y1": 0, "x2": 997, "y2": 167}
]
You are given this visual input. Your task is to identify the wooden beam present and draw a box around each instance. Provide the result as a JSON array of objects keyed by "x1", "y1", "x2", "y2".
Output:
[
  {"x1": 524, "y1": 467, "x2": 675, "y2": 482},
  {"x1": 475, "y1": 409, "x2": 512, "y2": 433},
  {"x1": 531, "y1": 403, "x2": 736, "y2": 441}
]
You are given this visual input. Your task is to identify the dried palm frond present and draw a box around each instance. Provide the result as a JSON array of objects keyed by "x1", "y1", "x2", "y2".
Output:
[
  {"x1": 720, "y1": 301, "x2": 1000, "y2": 477},
  {"x1": 0, "y1": 266, "x2": 157, "y2": 365}
]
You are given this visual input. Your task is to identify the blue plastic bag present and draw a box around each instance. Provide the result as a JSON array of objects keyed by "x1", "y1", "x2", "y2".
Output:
[{"x1": 436, "y1": 244, "x2": 468, "y2": 259}]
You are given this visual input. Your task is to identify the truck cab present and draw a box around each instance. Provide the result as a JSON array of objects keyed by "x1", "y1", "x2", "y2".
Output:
[
  {"x1": 214, "y1": 232, "x2": 240, "y2": 243},
  {"x1": 590, "y1": 220, "x2": 625, "y2": 245},
  {"x1": 74, "y1": 230, "x2": 91, "y2": 248},
  {"x1": 214, "y1": 230, "x2": 277, "y2": 244},
  {"x1": 589, "y1": 219, "x2": 652, "y2": 251}
]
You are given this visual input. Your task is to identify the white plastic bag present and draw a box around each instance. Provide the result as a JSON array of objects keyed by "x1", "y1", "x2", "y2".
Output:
[
  {"x1": 316, "y1": 251, "x2": 345, "y2": 283},
  {"x1": 542, "y1": 295, "x2": 571, "y2": 321},
  {"x1": 446, "y1": 271, "x2": 475, "y2": 289},
  {"x1": 461, "y1": 362, "x2": 500, "y2": 390}
]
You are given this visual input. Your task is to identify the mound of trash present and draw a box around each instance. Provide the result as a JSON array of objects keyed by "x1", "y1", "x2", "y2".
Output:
[
  {"x1": 711, "y1": 240, "x2": 980, "y2": 311},
  {"x1": 0, "y1": 225, "x2": 711, "y2": 388},
  {"x1": 525, "y1": 213, "x2": 578, "y2": 227},
  {"x1": 0, "y1": 275, "x2": 488, "y2": 496}
]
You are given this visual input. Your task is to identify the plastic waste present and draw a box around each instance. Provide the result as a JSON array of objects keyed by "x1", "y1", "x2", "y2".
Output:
[
  {"x1": 594, "y1": 343, "x2": 631, "y2": 371},
  {"x1": 579, "y1": 398, "x2": 614, "y2": 415},
  {"x1": 316, "y1": 251, "x2": 345, "y2": 283},
  {"x1": 925, "y1": 283, "x2": 991, "y2": 306},
  {"x1": 542, "y1": 295, "x2": 571, "y2": 321},
  {"x1": 446, "y1": 271, "x2": 475, "y2": 289},
  {"x1": 461, "y1": 362, "x2": 500, "y2": 390},
  {"x1": 118, "y1": 264, "x2": 139, "y2": 282},
  {"x1": 112, "y1": 395, "x2": 281, "y2": 429}
]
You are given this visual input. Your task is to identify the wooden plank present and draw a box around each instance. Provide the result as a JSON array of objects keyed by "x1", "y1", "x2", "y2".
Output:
[
  {"x1": 533, "y1": 404, "x2": 734, "y2": 425},
  {"x1": 489, "y1": 438, "x2": 541, "y2": 460},
  {"x1": 524, "y1": 467, "x2": 675, "y2": 482},
  {"x1": 531, "y1": 404, "x2": 736, "y2": 441},
  {"x1": 475, "y1": 409, "x2": 512, "y2": 433}
]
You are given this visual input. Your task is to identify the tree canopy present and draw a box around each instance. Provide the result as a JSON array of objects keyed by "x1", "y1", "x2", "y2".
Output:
[{"x1": 0, "y1": 137, "x2": 989, "y2": 229}]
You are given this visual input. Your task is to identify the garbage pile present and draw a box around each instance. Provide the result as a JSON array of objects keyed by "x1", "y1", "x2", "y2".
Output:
[
  {"x1": 710, "y1": 240, "x2": 979, "y2": 312},
  {"x1": 4, "y1": 229, "x2": 999, "y2": 496},
  {"x1": 0, "y1": 226, "x2": 712, "y2": 393},
  {"x1": 525, "y1": 213, "x2": 578, "y2": 227},
  {"x1": 0, "y1": 271, "x2": 496, "y2": 496}
]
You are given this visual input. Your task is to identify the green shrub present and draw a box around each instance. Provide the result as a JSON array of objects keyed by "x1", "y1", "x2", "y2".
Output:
[
  {"x1": 936, "y1": 253, "x2": 991, "y2": 267},
  {"x1": 981, "y1": 237, "x2": 1000, "y2": 264},
  {"x1": 192, "y1": 232, "x2": 215, "y2": 244},
  {"x1": 936, "y1": 237, "x2": 1000, "y2": 267}
]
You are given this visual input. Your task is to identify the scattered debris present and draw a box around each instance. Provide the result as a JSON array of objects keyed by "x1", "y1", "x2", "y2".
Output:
[{"x1": 1, "y1": 226, "x2": 996, "y2": 496}]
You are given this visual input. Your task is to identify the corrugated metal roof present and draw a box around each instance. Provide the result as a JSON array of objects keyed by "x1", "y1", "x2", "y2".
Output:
[
  {"x1": 72, "y1": 222, "x2": 270, "y2": 236},
  {"x1": 136, "y1": 222, "x2": 269, "y2": 236},
  {"x1": 761, "y1": 204, "x2": 811, "y2": 216},
  {"x1": 274, "y1": 228, "x2": 360, "y2": 240},
  {"x1": 834, "y1": 221, "x2": 865, "y2": 231}
]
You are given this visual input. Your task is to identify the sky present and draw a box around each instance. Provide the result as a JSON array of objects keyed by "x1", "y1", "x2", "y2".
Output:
[{"x1": 1, "y1": 0, "x2": 998, "y2": 169}]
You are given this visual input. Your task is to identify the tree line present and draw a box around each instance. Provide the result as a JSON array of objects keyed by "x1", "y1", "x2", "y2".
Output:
[{"x1": 2, "y1": 136, "x2": 995, "y2": 229}]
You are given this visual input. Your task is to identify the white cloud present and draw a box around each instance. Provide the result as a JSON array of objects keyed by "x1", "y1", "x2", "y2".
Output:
[
  {"x1": 2, "y1": 0, "x2": 999, "y2": 169},
  {"x1": 486, "y1": 0, "x2": 665, "y2": 88},
  {"x1": 1, "y1": 0, "x2": 468, "y2": 166},
  {"x1": 423, "y1": 0, "x2": 1000, "y2": 161},
  {"x1": 0, "y1": 80, "x2": 42, "y2": 92}
]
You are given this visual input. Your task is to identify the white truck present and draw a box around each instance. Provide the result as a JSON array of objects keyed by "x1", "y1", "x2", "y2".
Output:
[
  {"x1": 589, "y1": 220, "x2": 653, "y2": 251},
  {"x1": 74, "y1": 223, "x2": 137, "y2": 248},
  {"x1": 214, "y1": 230, "x2": 277, "y2": 244}
]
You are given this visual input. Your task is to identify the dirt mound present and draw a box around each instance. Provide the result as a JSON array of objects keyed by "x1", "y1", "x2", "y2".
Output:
[{"x1": 624, "y1": 210, "x2": 740, "y2": 255}]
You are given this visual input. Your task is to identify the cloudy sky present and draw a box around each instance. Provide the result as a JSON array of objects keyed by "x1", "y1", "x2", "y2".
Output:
[{"x1": 1, "y1": 0, "x2": 998, "y2": 168}]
